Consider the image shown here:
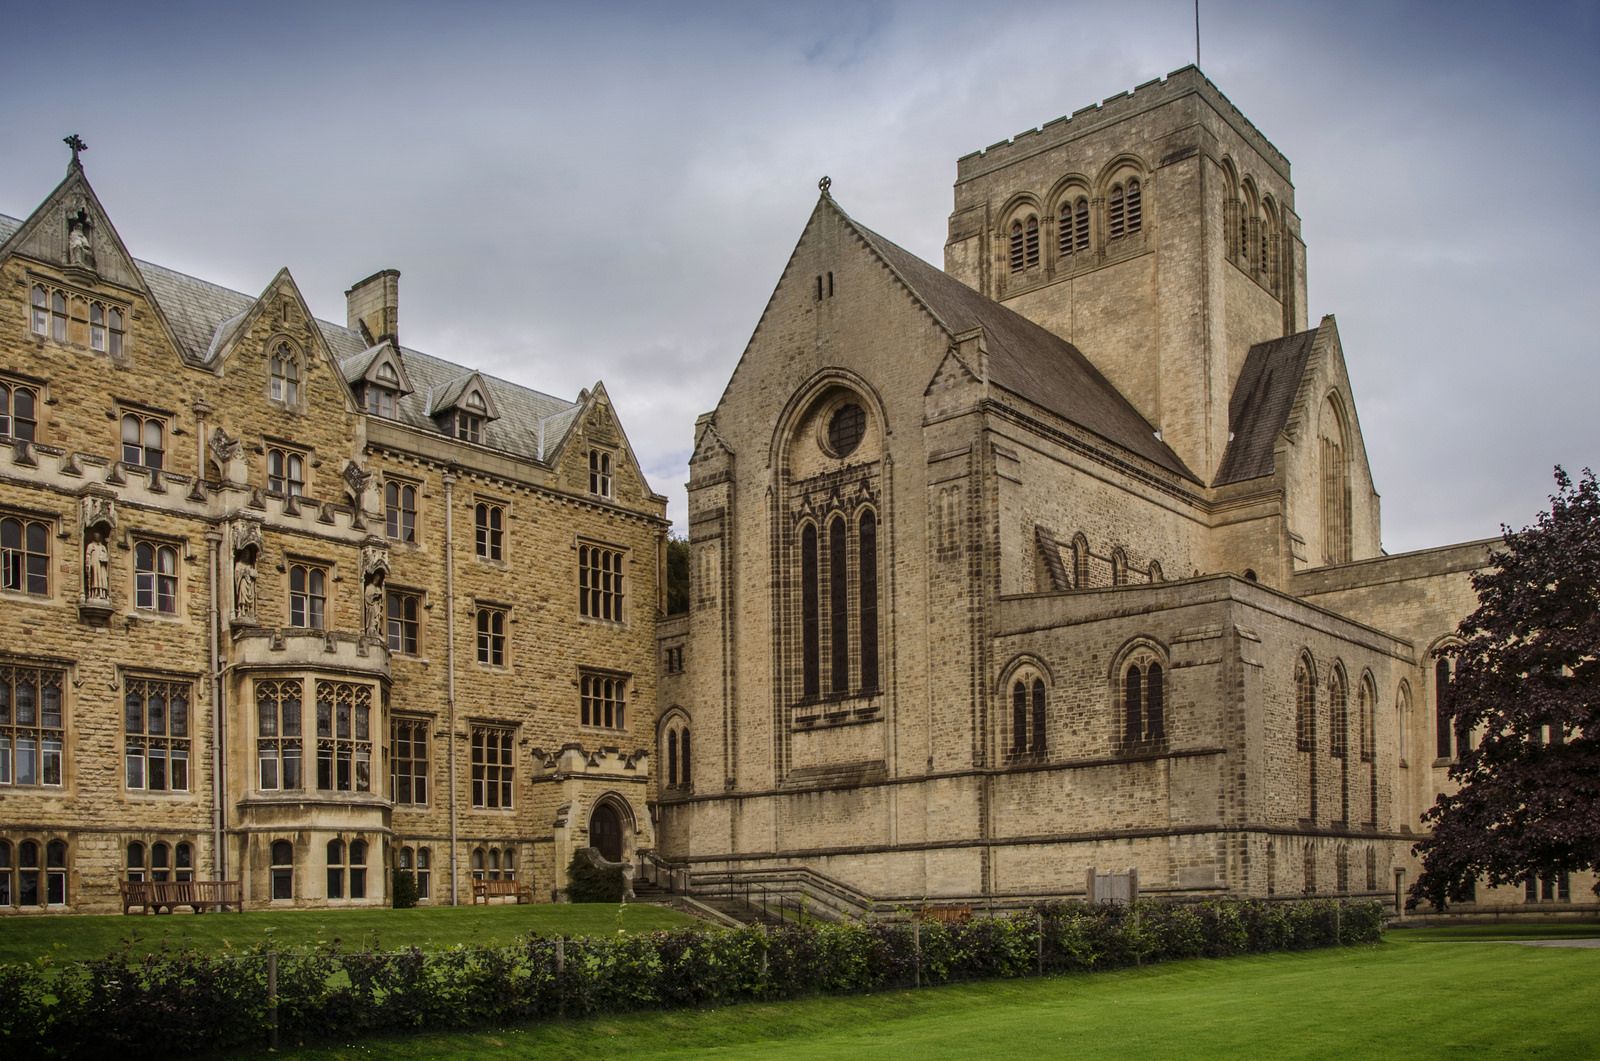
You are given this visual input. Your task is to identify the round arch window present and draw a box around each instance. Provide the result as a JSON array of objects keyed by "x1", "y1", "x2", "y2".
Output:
[{"x1": 824, "y1": 403, "x2": 866, "y2": 458}]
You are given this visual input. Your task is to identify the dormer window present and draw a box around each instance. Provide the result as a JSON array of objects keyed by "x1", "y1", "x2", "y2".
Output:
[
  {"x1": 364, "y1": 385, "x2": 398, "y2": 418},
  {"x1": 456, "y1": 411, "x2": 484, "y2": 443}
]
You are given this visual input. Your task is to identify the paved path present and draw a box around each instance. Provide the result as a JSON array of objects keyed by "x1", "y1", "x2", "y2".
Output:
[{"x1": 1508, "y1": 938, "x2": 1600, "y2": 948}]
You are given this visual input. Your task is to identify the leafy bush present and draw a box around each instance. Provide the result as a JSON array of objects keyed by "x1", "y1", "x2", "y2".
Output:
[
  {"x1": 0, "y1": 898, "x2": 1381, "y2": 1057},
  {"x1": 392, "y1": 869, "x2": 419, "y2": 909},
  {"x1": 565, "y1": 850, "x2": 625, "y2": 903}
]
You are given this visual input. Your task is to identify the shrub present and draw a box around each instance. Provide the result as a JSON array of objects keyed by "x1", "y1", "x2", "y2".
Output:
[
  {"x1": 392, "y1": 869, "x2": 420, "y2": 909},
  {"x1": 565, "y1": 850, "x2": 625, "y2": 903}
]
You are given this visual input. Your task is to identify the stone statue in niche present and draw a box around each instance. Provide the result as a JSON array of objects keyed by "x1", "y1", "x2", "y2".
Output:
[
  {"x1": 231, "y1": 519, "x2": 263, "y2": 623},
  {"x1": 84, "y1": 527, "x2": 110, "y2": 600},
  {"x1": 79, "y1": 494, "x2": 116, "y2": 601},
  {"x1": 66, "y1": 199, "x2": 95, "y2": 270},
  {"x1": 361, "y1": 543, "x2": 390, "y2": 642}
]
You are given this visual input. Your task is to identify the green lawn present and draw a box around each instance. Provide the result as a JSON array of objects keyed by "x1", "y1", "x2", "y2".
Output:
[
  {"x1": 241, "y1": 926, "x2": 1599, "y2": 1060},
  {"x1": 0, "y1": 902, "x2": 699, "y2": 965}
]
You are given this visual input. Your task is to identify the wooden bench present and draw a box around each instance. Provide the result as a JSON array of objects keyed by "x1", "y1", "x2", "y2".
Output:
[
  {"x1": 472, "y1": 878, "x2": 534, "y2": 904},
  {"x1": 917, "y1": 904, "x2": 974, "y2": 925},
  {"x1": 121, "y1": 879, "x2": 243, "y2": 914}
]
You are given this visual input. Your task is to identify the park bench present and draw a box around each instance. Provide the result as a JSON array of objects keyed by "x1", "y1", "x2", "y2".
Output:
[
  {"x1": 120, "y1": 879, "x2": 243, "y2": 914},
  {"x1": 917, "y1": 904, "x2": 974, "y2": 925},
  {"x1": 472, "y1": 878, "x2": 534, "y2": 904}
]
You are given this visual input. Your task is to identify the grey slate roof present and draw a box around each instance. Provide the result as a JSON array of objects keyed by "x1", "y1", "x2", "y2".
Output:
[
  {"x1": 833, "y1": 204, "x2": 1197, "y2": 482},
  {"x1": 0, "y1": 212, "x2": 579, "y2": 465},
  {"x1": 1213, "y1": 327, "x2": 1318, "y2": 486}
]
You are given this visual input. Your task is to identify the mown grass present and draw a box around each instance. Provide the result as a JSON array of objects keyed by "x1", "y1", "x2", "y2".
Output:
[
  {"x1": 0, "y1": 902, "x2": 699, "y2": 965},
  {"x1": 240, "y1": 925, "x2": 1599, "y2": 1060}
]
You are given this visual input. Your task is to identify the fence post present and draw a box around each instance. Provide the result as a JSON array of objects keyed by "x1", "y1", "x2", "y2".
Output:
[
  {"x1": 913, "y1": 917, "x2": 922, "y2": 989},
  {"x1": 555, "y1": 938, "x2": 566, "y2": 1019},
  {"x1": 266, "y1": 951, "x2": 279, "y2": 1052},
  {"x1": 1036, "y1": 910, "x2": 1044, "y2": 976}
]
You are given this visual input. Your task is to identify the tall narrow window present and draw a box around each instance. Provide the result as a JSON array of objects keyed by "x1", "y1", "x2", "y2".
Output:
[
  {"x1": 45, "y1": 840, "x2": 67, "y2": 905},
  {"x1": 1329, "y1": 669, "x2": 1348, "y2": 759},
  {"x1": 801, "y1": 524, "x2": 820, "y2": 698},
  {"x1": 579, "y1": 543, "x2": 625, "y2": 621},
  {"x1": 1295, "y1": 661, "x2": 1316, "y2": 751},
  {"x1": 680, "y1": 727, "x2": 692, "y2": 788},
  {"x1": 315, "y1": 681, "x2": 372, "y2": 793},
  {"x1": 667, "y1": 729, "x2": 679, "y2": 786},
  {"x1": 386, "y1": 589, "x2": 420, "y2": 654},
  {"x1": 1032, "y1": 679, "x2": 1047, "y2": 753},
  {"x1": 828, "y1": 517, "x2": 849, "y2": 695},
  {"x1": 134, "y1": 541, "x2": 179, "y2": 613},
  {"x1": 415, "y1": 847, "x2": 431, "y2": 898},
  {"x1": 385, "y1": 481, "x2": 417, "y2": 543},
  {"x1": 1024, "y1": 217, "x2": 1040, "y2": 268},
  {"x1": 109, "y1": 307, "x2": 125, "y2": 357},
  {"x1": 1121, "y1": 655, "x2": 1165, "y2": 746},
  {"x1": 51, "y1": 291, "x2": 67, "y2": 342},
  {"x1": 349, "y1": 839, "x2": 367, "y2": 899},
  {"x1": 858, "y1": 511, "x2": 878, "y2": 692},
  {"x1": 1012, "y1": 681, "x2": 1028, "y2": 756},
  {"x1": 1009, "y1": 221, "x2": 1025, "y2": 272},
  {"x1": 1125, "y1": 179, "x2": 1142, "y2": 234},
  {"x1": 1320, "y1": 398, "x2": 1350, "y2": 564},
  {"x1": 327, "y1": 839, "x2": 346, "y2": 899},
  {"x1": 390, "y1": 716, "x2": 430, "y2": 805},
  {"x1": 1434, "y1": 658, "x2": 1453, "y2": 759},
  {"x1": 1059, "y1": 196, "x2": 1090, "y2": 256},
  {"x1": 256, "y1": 679, "x2": 303, "y2": 790},
  {"x1": 1109, "y1": 184, "x2": 1127, "y2": 240},
  {"x1": 1124, "y1": 666, "x2": 1142, "y2": 746},
  {"x1": 124, "y1": 676, "x2": 189, "y2": 791},
  {"x1": 476, "y1": 606, "x2": 506, "y2": 666},
  {"x1": 471, "y1": 725, "x2": 514, "y2": 808},
  {"x1": 589, "y1": 450, "x2": 614, "y2": 498},
  {"x1": 0, "y1": 662, "x2": 66, "y2": 787},
  {"x1": 30, "y1": 285, "x2": 48, "y2": 335},
  {"x1": 1359, "y1": 680, "x2": 1374, "y2": 762},
  {"x1": 270, "y1": 344, "x2": 300, "y2": 405},
  {"x1": 270, "y1": 840, "x2": 294, "y2": 899},
  {"x1": 1146, "y1": 664, "x2": 1164, "y2": 740},
  {"x1": 474, "y1": 502, "x2": 504, "y2": 560}
]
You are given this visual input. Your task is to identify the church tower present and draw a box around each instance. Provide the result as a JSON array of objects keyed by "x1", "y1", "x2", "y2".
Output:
[{"x1": 944, "y1": 67, "x2": 1308, "y2": 485}]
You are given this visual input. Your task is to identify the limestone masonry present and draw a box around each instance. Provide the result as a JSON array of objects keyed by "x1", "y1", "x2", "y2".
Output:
[{"x1": 1, "y1": 67, "x2": 1589, "y2": 915}]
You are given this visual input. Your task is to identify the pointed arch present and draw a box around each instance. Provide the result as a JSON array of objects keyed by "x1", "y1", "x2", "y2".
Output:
[
  {"x1": 1320, "y1": 393, "x2": 1352, "y2": 564},
  {"x1": 1111, "y1": 636, "x2": 1168, "y2": 750}
]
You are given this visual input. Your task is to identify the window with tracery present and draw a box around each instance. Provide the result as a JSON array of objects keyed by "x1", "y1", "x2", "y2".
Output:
[
  {"x1": 1329, "y1": 668, "x2": 1348, "y2": 759},
  {"x1": 0, "y1": 379, "x2": 39, "y2": 442},
  {"x1": 1058, "y1": 195, "x2": 1090, "y2": 256},
  {"x1": 120, "y1": 411, "x2": 165, "y2": 470},
  {"x1": 1008, "y1": 215, "x2": 1040, "y2": 272},
  {"x1": 0, "y1": 662, "x2": 65, "y2": 787},
  {"x1": 1010, "y1": 676, "x2": 1047, "y2": 758},
  {"x1": 2, "y1": 514, "x2": 51, "y2": 595},
  {"x1": 1120, "y1": 650, "x2": 1166, "y2": 747},
  {"x1": 134, "y1": 540, "x2": 179, "y2": 613},
  {"x1": 267, "y1": 445, "x2": 306, "y2": 497},
  {"x1": 1109, "y1": 179, "x2": 1143, "y2": 240},
  {"x1": 124, "y1": 675, "x2": 189, "y2": 791},
  {"x1": 256, "y1": 679, "x2": 303, "y2": 790},
  {"x1": 315, "y1": 681, "x2": 372, "y2": 793},
  {"x1": 385, "y1": 481, "x2": 417, "y2": 543},
  {"x1": 1295, "y1": 659, "x2": 1316, "y2": 751},
  {"x1": 270, "y1": 344, "x2": 300, "y2": 406}
]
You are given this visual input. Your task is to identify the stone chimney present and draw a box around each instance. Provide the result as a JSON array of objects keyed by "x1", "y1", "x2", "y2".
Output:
[{"x1": 345, "y1": 269, "x2": 399, "y2": 346}]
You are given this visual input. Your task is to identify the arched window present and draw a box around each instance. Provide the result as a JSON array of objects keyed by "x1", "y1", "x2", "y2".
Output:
[
  {"x1": 1295, "y1": 658, "x2": 1315, "y2": 751},
  {"x1": 828, "y1": 516, "x2": 849, "y2": 695},
  {"x1": 680, "y1": 727, "x2": 692, "y2": 788},
  {"x1": 1329, "y1": 667, "x2": 1348, "y2": 759},
  {"x1": 345, "y1": 839, "x2": 365, "y2": 897},
  {"x1": 151, "y1": 841, "x2": 171, "y2": 882},
  {"x1": 471, "y1": 846, "x2": 486, "y2": 880},
  {"x1": 267, "y1": 447, "x2": 305, "y2": 497},
  {"x1": 1434, "y1": 657, "x2": 1451, "y2": 759},
  {"x1": 1059, "y1": 195, "x2": 1090, "y2": 256},
  {"x1": 176, "y1": 841, "x2": 193, "y2": 882},
  {"x1": 1303, "y1": 845, "x2": 1316, "y2": 895},
  {"x1": 859, "y1": 510, "x2": 879, "y2": 692},
  {"x1": 270, "y1": 839, "x2": 294, "y2": 900},
  {"x1": 1121, "y1": 651, "x2": 1166, "y2": 747},
  {"x1": 127, "y1": 841, "x2": 146, "y2": 882},
  {"x1": 109, "y1": 307, "x2": 125, "y2": 356},
  {"x1": 1008, "y1": 215, "x2": 1040, "y2": 272},
  {"x1": 1072, "y1": 534, "x2": 1089, "y2": 589},
  {"x1": 502, "y1": 847, "x2": 516, "y2": 881},
  {"x1": 1125, "y1": 179, "x2": 1142, "y2": 234},
  {"x1": 1396, "y1": 682, "x2": 1411, "y2": 763},
  {"x1": 1, "y1": 379, "x2": 39, "y2": 443},
  {"x1": 1320, "y1": 397, "x2": 1350, "y2": 564},
  {"x1": 51, "y1": 291, "x2": 68, "y2": 342},
  {"x1": 1111, "y1": 548, "x2": 1128, "y2": 587},
  {"x1": 134, "y1": 541, "x2": 179, "y2": 613},
  {"x1": 270, "y1": 344, "x2": 301, "y2": 405},
  {"x1": 1359, "y1": 677, "x2": 1375, "y2": 763},
  {"x1": 30, "y1": 285, "x2": 48, "y2": 335},
  {"x1": 801, "y1": 524, "x2": 820, "y2": 698},
  {"x1": 1366, "y1": 847, "x2": 1379, "y2": 891},
  {"x1": 1109, "y1": 184, "x2": 1126, "y2": 240},
  {"x1": 45, "y1": 840, "x2": 67, "y2": 905},
  {"x1": 327, "y1": 839, "x2": 346, "y2": 899},
  {"x1": 385, "y1": 481, "x2": 417, "y2": 543},
  {"x1": 1336, "y1": 845, "x2": 1350, "y2": 893},
  {"x1": 666, "y1": 729, "x2": 679, "y2": 786},
  {"x1": 2, "y1": 515, "x2": 51, "y2": 595},
  {"x1": 416, "y1": 847, "x2": 431, "y2": 898}
]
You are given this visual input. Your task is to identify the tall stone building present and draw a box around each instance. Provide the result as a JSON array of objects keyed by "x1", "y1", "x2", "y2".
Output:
[
  {"x1": 655, "y1": 67, "x2": 1593, "y2": 914},
  {"x1": 0, "y1": 149, "x2": 667, "y2": 912}
]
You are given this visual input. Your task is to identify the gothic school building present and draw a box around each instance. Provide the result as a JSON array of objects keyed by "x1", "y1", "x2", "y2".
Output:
[
  {"x1": 0, "y1": 153, "x2": 667, "y2": 912},
  {"x1": 2, "y1": 68, "x2": 1592, "y2": 920},
  {"x1": 653, "y1": 67, "x2": 1594, "y2": 916}
]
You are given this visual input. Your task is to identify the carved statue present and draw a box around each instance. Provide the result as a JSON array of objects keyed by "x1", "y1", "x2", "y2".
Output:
[
  {"x1": 84, "y1": 528, "x2": 109, "y2": 600},
  {"x1": 66, "y1": 199, "x2": 95, "y2": 270},
  {"x1": 361, "y1": 542, "x2": 390, "y2": 641},
  {"x1": 230, "y1": 519, "x2": 263, "y2": 623}
]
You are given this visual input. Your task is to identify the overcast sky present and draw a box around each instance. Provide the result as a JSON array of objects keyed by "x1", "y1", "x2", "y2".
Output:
[{"x1": 3, "y1": 0, "x2": 1595, "y2": 552}]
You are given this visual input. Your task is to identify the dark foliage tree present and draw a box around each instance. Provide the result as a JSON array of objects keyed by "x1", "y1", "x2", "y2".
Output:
[
  {"x1": 666, "y1": 536, "x2": 690, "y2": 615},
  {"x1": 1409, "y1": 468, "x2": 1600, "y2": 909}
]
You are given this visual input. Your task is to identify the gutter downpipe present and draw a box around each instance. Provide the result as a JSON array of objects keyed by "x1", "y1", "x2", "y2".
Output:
[
  {"x1": 444, "y1": 469, "x2": 459, "y2": 905},
  {"x1": 194, "y1": 401, "x2": 227, "y2": 883}
]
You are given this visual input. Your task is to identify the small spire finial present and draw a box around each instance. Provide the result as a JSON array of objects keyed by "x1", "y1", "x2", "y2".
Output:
[
  {"x1": 818, "y1": 175, "x2": 831, "y2": 198},
  {"x1": 64, "y1": 134, "x2": 87, "y2": 168}
]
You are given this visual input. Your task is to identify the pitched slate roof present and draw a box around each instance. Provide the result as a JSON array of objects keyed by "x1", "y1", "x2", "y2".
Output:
[
  {"x1": 831, "y1": 203, "x2": 1197, "y2": 482},
  {"x1": 1, "y1": 212, "x2": 580, "y2": 465},
  {"x1": 1213, "y1": 327, "x2": 1319, "y2": 486}
]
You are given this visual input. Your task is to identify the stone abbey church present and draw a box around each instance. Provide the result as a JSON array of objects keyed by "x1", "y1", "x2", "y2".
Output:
[{"x1": 0, "y1": 67, "x2": 1589, "y2": 915}]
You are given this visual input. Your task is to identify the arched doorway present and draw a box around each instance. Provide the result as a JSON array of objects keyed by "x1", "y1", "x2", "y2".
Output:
[{"x1": 589, "y1": 801, "x2": 624, "y2": 862}]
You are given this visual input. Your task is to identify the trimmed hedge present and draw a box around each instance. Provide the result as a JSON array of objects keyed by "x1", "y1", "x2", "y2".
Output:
[{"x1": 0, "y1": 899, "x2": 1382, "y2": 1058}]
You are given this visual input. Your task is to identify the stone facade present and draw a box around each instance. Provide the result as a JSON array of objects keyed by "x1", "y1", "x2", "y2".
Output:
[
  {"x1": 657, "y1": 67, "x2": 1594, "y2": 915},
  {"x1": 0, "y1": 157, "x2": 666, "y2": 913}
]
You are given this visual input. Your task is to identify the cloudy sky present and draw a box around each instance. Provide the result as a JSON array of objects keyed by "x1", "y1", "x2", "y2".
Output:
[{"x1": 3, "y1": 0, "x2": 1595, "y2": 551}]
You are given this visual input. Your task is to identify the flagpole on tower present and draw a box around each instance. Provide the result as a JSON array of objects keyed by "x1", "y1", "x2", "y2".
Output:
[{"x1": 1195, "y1": 0, "x2": 1202, "y2": 68}]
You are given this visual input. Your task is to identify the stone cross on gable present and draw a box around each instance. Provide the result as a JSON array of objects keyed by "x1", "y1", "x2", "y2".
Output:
[{"x1": 64, "y1": 134, "x2": 87, "y2": 167}]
